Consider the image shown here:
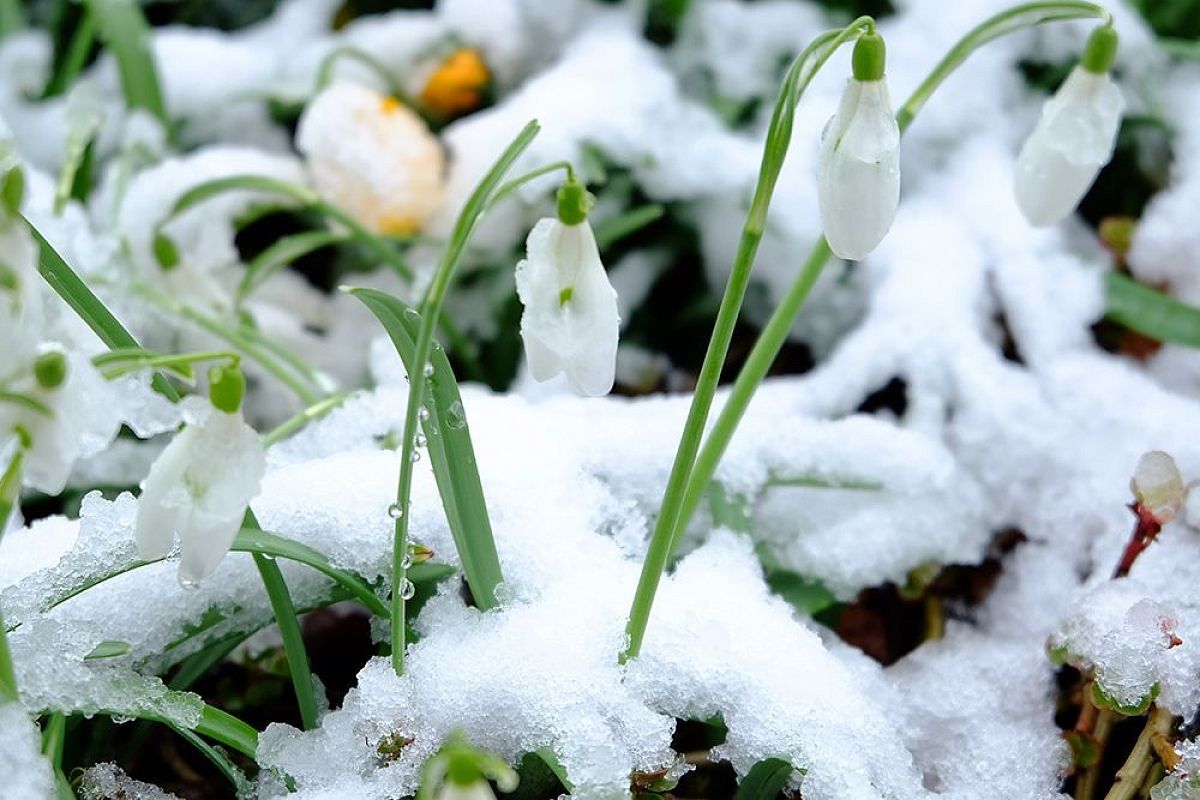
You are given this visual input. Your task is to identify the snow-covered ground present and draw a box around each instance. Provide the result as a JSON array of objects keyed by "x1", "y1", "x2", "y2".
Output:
[{"x1": 2, "y1": 0, "x2": 1200, "y2": 798}]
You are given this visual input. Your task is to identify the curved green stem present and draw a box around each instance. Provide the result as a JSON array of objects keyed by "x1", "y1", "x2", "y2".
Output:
[
  {"x1": 0, "y1": 452, "x2": 22, "y2": 703},
  {"x1": 263, "y1": 392, "x2": 354, "y2": 447},
  {"x1": 621, "y1": 17, "x2": 874, "y2": 663},
  {"x1": 315, "y1": 45, "x2": 411, "y2": 106},
  {"x1": 487, "y1": 161, "x2": 574, "y2": 211},
  {"x1": 132, "y1": 282, "x2": 323, "y2": 405},
  {"x1": 667, "y1": 1, "x2": 1116, "y2": 564},
  {"x1": 895, "y1": 1, "x2": 1112, "y2": 129},
  {"x1": 386, "y1": 120, "x2": 540, "y2": 676}
]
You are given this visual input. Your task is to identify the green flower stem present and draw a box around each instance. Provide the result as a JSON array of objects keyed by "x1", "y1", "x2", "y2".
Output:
[
  {"x1": 664, "y1": 2, "x2": 1116, "y2": 563},
  {"x1": 387, "y1": 119, "x2": 540, "y2": 677},
  {"x1": 621, "y1": 18, "x2": 874, "y2": 664},
  {"x1": 30, "y1": 223, "x2": 180, "y2": 402},
  {"x1": 132, "y1": 283, "x2": 323, "y2": 405},
  {"x1": 894, "y1": 1, "x2": 1112, "y2": 130},
  {"x1": 0, "y1": 450, "x2": 23, "y2": 703},
  {"x1": 487, "y1": 161, "x2": 574, "y2": 211},
  {"x1": 315, "y1": 45, "x2": 412, "y2": 107},
  {"x1": 263, "y1": 392, "x2": 354, "y2": 447},
  {"x1": 165, "y1": 175, "x2": 414, "y2": 282},
  {"x1": 0, "y1": 0, "x2": 22, "y2": 37},
  {"x1": 672, "y1": 240, "x2": 831, "y2": 532},
  {"x1": 244, "y1": 509, "x2": 318, "y2": 731}
]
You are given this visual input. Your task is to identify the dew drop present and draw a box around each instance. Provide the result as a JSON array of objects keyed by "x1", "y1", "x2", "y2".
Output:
[
  {"x1": 446, "y1": 400, "x2": 466, "y2": 430},
  {"x1": 418, "y1": 407, "x2": 430, "y2": 422},
  {"x1": 111, "y1": 715, "x2": 134, "y2": 725},
  {"x1": 387, "y1": 503, "x2": 404, "y2": 519},
  {"x1": 410, "y1": 450, "x2": 421, "y2": 462},
  {"x1": 178, "y1": 576, "x2": 200, "y2": 591},
  {"x1": 400, "y1": 553, "x2": 413, "y2": 569},
  {"x1": 415, "y1": 433, "x2": 427, "y2": 448},
  {"x1": 422, "y1": 362, "x2": 434, "y2": 378},
  {"x1": 399, "y1": 579, "x2": 416, "y2": 600}
]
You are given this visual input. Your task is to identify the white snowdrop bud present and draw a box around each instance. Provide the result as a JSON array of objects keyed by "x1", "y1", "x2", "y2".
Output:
[
  {"x1": 817, "y1": 32, "x2": 901, "y2": 261},
  {"x1": 1014, "y1": 26, "x2": 1124, "y2": 227},
  {"x1": 297, "y1": 81, "x2": 444, "y2": 235},
  {"x1": 135, "y1": 394, "x2": 265, "y2": 587},
  {"x1": 1131, "y1": 450, "x2": 1184, "y2": 525},
  {"x1": 514, "y1": 178, "x2": 619, "y2": 397}
]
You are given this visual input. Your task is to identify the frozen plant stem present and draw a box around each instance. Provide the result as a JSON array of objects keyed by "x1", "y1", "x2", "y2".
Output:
[
  {"x1": 0, "y1": 447, "x2": 24, "y2": 703},
  {"x1": 387, "y1": 120, "x2": 540, "y2": 677},
  {"x1": 1105, "y1": 707, "x2": 1174, "y2": 800},
  {"x1": 623, "y1": 16, "x2": 878, "y2": 663},
  {"x1": 621, "y1": 2, "x2": 1118, "y2": 662}
]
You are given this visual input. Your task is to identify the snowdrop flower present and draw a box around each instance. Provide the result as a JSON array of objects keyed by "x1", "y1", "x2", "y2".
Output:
[
  {"x1": 817, "y1": 31, "x2": 900, "y2": 261},
  {"x1": 0, "y1": 349, "x2": 129, "y2": 495},
  {"x1": 1015, "y1": 25, "x2": 1124, "y2": 227},
  {"x1": 296, "y1": 81, "x2": 444, "y2": 235},
  {"x1": 136, "y1": 366, "x2": 265, "y2": 587},
  {"x1": 515, "y1": 177, "x2": 619, "y2": 396},
  {"x1": 417, "y1": 733, "x2": 519, "y2": 800}
]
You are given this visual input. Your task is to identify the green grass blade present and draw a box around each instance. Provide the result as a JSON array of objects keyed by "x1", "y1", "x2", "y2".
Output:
[
  {"x1": 29, "y1": 222, "x2": 180, "y2": 402},
  {"x1": 36, "y1": 526, "x2": 389, "y2": 620},
  {"x1": 734, "y1": 757, "x2": 796, "y2": 800},
  {"x1": 192, "y1": 704, "x2": 259, "y2": 759},
  {"x1": 42, "y1": 10, "x2": 97, "y2": 99},
  {"x1": 244, "y1": 510, "x2": 319, "y2": 731},
  {"x1": 166, "y1": 722, "x2": 252, "y2": 793},
  {"x1": 82, "y1": 0, "x2": 166, "y2": 124},
  {"x1": 592, "y1": 204, "x2": 664, "y2": 249},
  {"x1": 238, "y1": 230, "x2": 349, "y2": 302},
  {"x1": 1105, "y1": 271, "x2": 1200, "y2": 348},
  {"x1": 351, "y1": 287, "x2": 505, "y2": 610},
  {"x1": 169, "y1": 175, "x2": 317, "y2": 218},
  {"x1": 231, "y1": 526, "x2": 390, "y2": 617}
]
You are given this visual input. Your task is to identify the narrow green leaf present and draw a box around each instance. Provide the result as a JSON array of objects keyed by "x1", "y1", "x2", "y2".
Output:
[
  {"x1": 735, "y1": 757, "x2": 795, "y2": 800},
  {"x1": 350, "y1": 287, "x2": 506, "y2": 610},
  {"x1": 238, "y1": 230, "x2": 349, "y2": 302},
  {"x1": 83, "y1": 0, "x2": 166, "y2": 124},
  {"x1": 84, "y1": 640, "x2": 131, "y2": 660},
  {"x1": 244, "y1": 509, "x2": 319, "y2": 731},
  {"x1": 29, "y1": 222, "x2": 181, "y2": 402},
  {"x1": 42, "y1": 9, "x2": 97, "y2": 99},
  {"x1": 592, "y1": 204, "x2": 664, "y2": 250},
  {"x1": 193, "y1": 704, "x2": 259, "y2": 759},
  {"x1": 40, "y1": 526, "x2": 391, "y2": 621},
  {"x1": 1105, "y1": 271, "x2": 1200, "y2": 348},
  {"x1": 166, "y1": 721, "x2": 252, "y2": 793}
]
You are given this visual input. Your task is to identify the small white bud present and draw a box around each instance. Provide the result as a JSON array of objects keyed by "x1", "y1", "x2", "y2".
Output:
[{"x1": 1131, "y1": 450, "x2": 1184, "y2": 525}]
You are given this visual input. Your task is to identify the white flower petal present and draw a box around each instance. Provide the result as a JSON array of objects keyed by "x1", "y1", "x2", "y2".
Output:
[
  {"x1": 516, "y1": 218, "x2": 619, "y2": 397},
  {"x1": 1014, "y1": 66, "x2": 1124, "y2": 227},
  {"x1": 177, "y1": 511, "x2": 244, "y2": 586},
  {"x1": 817, "y1": 78, "x2": 901, "y2": 261}
]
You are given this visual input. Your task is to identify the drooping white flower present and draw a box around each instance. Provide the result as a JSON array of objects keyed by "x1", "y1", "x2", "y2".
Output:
[
  {"x1": 296, "y1": 81, "x2": 445, "y2": 235},
  {"x1": 1014, "y1": 27, "x2": 1124, "y2": 227},
  {"x1": 0, "y1": 350, "x2": 128, "y2": 496},
  {"x1": 514, "y1": 185, "x2": 619, "y2": 397},
  {"x1": 817, "y1": 33, "x2": 901, "y2": 261},
  {"x1": 135, "y1": 390, "x2": 265, "y2": 587}
]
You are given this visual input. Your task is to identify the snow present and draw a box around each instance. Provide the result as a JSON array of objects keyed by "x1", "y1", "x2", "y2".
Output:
[{"x1": 0, "y1": 0, "x2": 1197, "y2": 798}]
